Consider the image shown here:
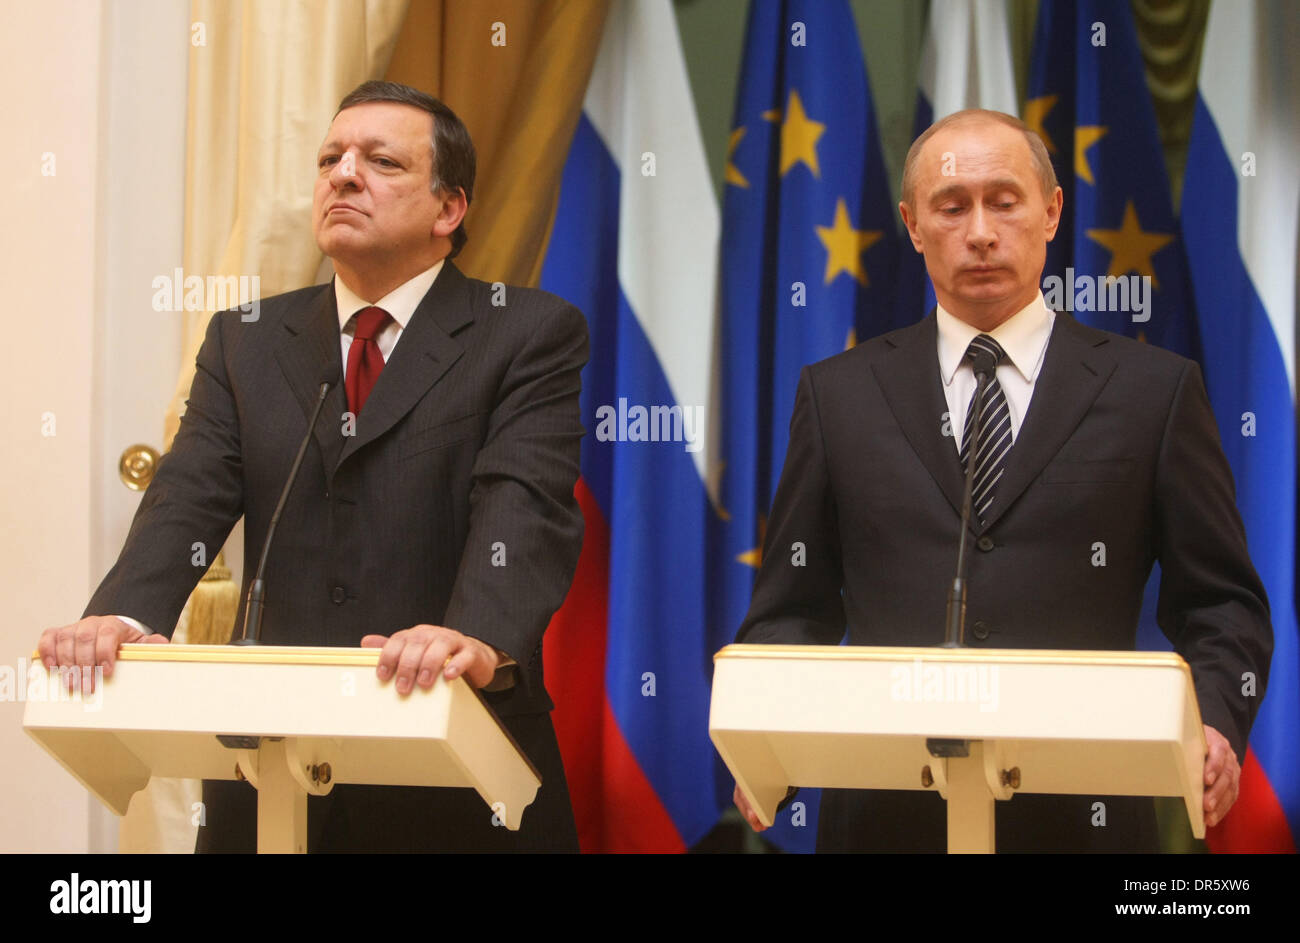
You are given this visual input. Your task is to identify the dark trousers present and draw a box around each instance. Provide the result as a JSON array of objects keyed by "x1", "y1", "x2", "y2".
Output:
[
  {"x1": 196, "y1": 711, "x2": 578, "y2": 853},
  {"x1": 817, "y1": 789, "x2": 1160, "y2": 853}
]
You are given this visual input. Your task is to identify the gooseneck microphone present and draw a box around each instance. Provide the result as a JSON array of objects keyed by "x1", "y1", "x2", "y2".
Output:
[
  {"x1": 940, "y1": 344, "x2": 1000, "y2": 648},
  {"x1": 234, "y1": 373, "x2": 335, "y2": 645}
]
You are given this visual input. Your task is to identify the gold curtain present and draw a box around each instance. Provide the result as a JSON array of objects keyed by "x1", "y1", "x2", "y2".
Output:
[{"x1": 384, "y1": 0, "x2": 610, "y2": 288}]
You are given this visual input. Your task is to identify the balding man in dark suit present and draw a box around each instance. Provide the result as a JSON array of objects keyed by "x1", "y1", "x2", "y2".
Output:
[{"x1": 732, "y1": 110, "x2": 1271, "y2": 852}]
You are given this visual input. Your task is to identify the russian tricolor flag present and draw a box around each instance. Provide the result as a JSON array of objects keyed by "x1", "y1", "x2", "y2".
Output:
[
  {"x1": 1181, "y1": 0, "x2": 1299, "y2": 853},
  {"x1": 539, "y1": 0, "x2": 724, "y2": 852}
]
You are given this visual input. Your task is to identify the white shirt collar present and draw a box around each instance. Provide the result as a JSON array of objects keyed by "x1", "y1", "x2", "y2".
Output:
[
  {"x1": 334, "y1": 259, "x2": 445, "y2": 333},
  {"x1": 937, "y1": 292, "x2": 1054, "y2": 387}
]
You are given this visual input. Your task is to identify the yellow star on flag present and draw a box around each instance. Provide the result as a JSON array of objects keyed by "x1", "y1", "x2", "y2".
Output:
[
  {"x1": 816, "y1": 198, "x2": 882, "y2": 285},
  {"x1": 1023, "y1": 94, "x2": 1059, "y2": 153},
  {"x1": 725, "y1": 127, "x2": 749, "y2": 189},
  {"x1": 1084, "y1": 201, "x2": 1175, "y2": 288},
  {"x1": 1075, "y1": 125, "x2": 1108, "y2": 186},
  {"x1": 775, "y1": 89, "x2": 825, "y2": 177},
  {"x1": 736, "y1": 515, "x2": 768, "y2": 569}
]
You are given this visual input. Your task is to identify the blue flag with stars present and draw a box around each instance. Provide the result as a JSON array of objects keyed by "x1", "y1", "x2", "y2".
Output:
[
  {"x1": 710, "y1": 0, "x2": 903, "y2": 852},
  {"x1": 1025, "y1": 0, "x2": 1201, "y2": 359}
]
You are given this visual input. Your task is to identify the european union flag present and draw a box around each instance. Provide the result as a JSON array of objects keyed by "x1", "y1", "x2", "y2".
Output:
[
  {"x1": 1025, "y1": 0, "x2": 1201, "y2": 359},
  {"x1": 711, "y1": 0, "x2": 902, "y2": 852}
]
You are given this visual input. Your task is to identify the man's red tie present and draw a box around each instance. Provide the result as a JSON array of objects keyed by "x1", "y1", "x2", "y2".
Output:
[{"x1": 345, "y1": 306, "x2": 391, "y2": 416}]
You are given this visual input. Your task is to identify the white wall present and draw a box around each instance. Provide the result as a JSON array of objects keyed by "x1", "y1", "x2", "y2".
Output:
[{"x1": 0, "y1": 0, "x2": 187, "y2": 853}]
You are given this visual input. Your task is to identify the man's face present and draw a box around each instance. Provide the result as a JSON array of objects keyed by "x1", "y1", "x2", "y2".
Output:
[
  {"x1": 900, "y1": 120, "x2": 1062, "y2": 325},
  {"x1": 313, "y1": 102, "x2": 448, "y2": 267}
]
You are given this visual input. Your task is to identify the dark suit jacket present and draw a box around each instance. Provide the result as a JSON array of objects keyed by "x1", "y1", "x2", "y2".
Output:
[
  {"x1": 86, "y1": 261, "x2": 588, "y2": 851},
  {"x1": 736, "y1": 311, "x2": 1272, "y2": 852}
]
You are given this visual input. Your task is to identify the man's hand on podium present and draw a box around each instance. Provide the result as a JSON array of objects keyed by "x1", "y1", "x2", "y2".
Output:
[
  {"x1": 361, "y1": 625, "x2": 502, "y2": 694},
  {"x1": 36, "y1": 616, "x2": 169, "y2": 693},
  {"x1": 1203, "y1": 724, "x2": 1240, "y2": 828}
]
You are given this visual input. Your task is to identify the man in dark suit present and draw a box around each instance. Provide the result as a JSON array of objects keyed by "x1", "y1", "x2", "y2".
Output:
[
  {"x1": 732, "y1": 109, "x2": 1272, "y2": 852},
  {"x1": 38, "y1": 82, "x2": 586, "y2": 851}
]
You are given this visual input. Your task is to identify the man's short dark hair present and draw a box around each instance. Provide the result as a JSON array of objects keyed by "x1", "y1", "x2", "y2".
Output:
[{"x1": 336, "y1": 81, "x2": 476, "y2": 258}]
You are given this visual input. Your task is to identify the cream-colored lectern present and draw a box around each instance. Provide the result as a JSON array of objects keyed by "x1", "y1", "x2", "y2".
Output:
[
  {"x1": 710, "y1": 645, "x2": 1207, "y2": 853},
  {"x1": 24, "y1": 644, "x2": 541, "y2": 853}
]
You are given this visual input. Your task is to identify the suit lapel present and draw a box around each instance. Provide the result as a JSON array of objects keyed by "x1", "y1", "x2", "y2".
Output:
[
  {"x1": 337, "y1": 261, "x2": 473, "y2": 466},
  {"x1": 871, "y1": 314, "x2": 968, "y2": 519},
  {"x1": 980, "y1": 312, "x2": 1115, "y2": 530},
  {"x1": 274, "y1": 285, "x2": 349, "y2": 483}
]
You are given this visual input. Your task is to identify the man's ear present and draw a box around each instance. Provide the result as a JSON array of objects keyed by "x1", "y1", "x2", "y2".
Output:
[
  {"x1": 899, "y1": 200, "x2": 925, "y2": 253},
  {"x1": 432, "y1": 187, "x2": 469, "y2": 240},
  {"x1": 1043, "y1": 186, "x2": 1063, "y2": 243}
]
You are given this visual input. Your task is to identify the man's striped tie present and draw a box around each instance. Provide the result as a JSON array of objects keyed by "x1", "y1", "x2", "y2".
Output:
[{"x1": 959, "y1": 334, "x2": 1012, "y2": 523}]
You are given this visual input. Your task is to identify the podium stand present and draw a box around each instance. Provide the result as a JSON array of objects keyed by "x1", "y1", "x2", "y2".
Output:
[
  {"x1": 709, "y1": 644, "x2": 1206, "y2": 853},
  {"x1": 24, "y1": 644, "x2": 541, "y2": 853}
]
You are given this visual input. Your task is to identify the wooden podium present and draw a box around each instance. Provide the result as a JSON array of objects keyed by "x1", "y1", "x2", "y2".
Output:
[
  {"x1": 710, "y1": 644, "x2": 1207, "y2": 853},
  {"x1": 23, "y1": 643, "x2": 542, "y2": 853}
]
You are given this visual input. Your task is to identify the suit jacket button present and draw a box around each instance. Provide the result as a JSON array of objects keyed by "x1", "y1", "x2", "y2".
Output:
[
  {"x1": 972, "y1": 620, "x2": 990, "y2": 640},
  {"x1": 977, "y1": 536, "x2": 995, "y2": 552},
  {"x1": 331, "y1": 585, "x2": 346, "y2": 605}
]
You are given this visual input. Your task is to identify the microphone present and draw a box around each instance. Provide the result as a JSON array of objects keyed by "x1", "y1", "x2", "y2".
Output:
[
  {"x1": 234, "y1": 373, "x2": 336, "y2": 645},
  {"x1": 940, "y1": 344, "x2": 999, "y2": 648}
]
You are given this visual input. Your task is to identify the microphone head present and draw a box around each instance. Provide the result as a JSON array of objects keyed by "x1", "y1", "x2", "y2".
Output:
[{"x1": 966, "y1": 345, "x2": 999, "y2": 380}]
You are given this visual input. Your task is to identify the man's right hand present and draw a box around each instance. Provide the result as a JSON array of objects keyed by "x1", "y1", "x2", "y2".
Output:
[
  {"x1": 36, "y1": 616, "x2": 168, "y2": 693},
  {"x1": 734, "y1": 783, "x2": 768, "y2": 832}
]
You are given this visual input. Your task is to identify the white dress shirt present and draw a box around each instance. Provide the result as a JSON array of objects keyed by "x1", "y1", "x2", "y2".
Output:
[{"x1": 937, "y1": 292, "x2": 1055, "y2": 455}]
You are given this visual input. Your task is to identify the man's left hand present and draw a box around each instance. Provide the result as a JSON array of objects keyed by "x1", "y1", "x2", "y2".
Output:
[
  {"x1": 1203, "y1": 724, "x2": 1241, "y2": 828},
  {"x1": 361, "y1": 625, "x2": 501, "y2": 693}
]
